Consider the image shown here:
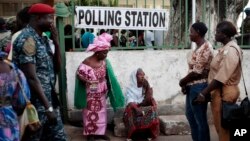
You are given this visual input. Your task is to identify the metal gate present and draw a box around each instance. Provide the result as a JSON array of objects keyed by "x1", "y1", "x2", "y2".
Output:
[{"x1": 55, "y1": 0, "x2": 249, "y2": 120}]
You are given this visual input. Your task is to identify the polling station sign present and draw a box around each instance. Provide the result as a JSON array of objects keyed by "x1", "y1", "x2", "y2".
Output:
[{"x1": 75, "y1": 6, "x2": 168, "y2": 30}]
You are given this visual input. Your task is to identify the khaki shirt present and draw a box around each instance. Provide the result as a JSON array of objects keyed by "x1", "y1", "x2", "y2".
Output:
[{"x1": 208, "y1": 41, "x2": 242, "y2": 85}]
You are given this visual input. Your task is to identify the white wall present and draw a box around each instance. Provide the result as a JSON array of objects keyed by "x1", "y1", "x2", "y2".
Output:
[{"x1": 66, "y1": 50, "x2": 250, "y2": 110}]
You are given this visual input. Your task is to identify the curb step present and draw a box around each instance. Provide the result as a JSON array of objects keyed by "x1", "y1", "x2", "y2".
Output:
[{"x1": 113, "y1": 115, "x2": 192, "y2": 137}]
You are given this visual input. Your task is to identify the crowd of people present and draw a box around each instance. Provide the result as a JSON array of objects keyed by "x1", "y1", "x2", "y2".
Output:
[
  {"x1": 64, "y1": 26, "x2": 165, "y2": 51},
  {"x1": 0, "y1": 2, "x2": 245, "y2": 141}
]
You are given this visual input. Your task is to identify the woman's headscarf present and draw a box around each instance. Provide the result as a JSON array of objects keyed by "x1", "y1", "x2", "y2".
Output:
[
  {"x1": 86, "y1": 33, "x2": 113, "y2": 52},
  {"x1": 125, "y1": 69, "x2": 144, "y2": 105}
]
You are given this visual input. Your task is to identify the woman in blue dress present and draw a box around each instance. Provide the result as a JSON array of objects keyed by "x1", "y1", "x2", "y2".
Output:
[{"x1": 0, "y1": 51, "x2": 30, "y2": 141}]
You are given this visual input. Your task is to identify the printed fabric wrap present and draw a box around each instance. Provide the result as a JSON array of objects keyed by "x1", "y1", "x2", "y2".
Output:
[{"x1": 74, "y1": 59, "x2": 124, "y2": 111}]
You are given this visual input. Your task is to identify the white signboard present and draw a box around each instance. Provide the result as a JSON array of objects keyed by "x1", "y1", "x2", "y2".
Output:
[{"x1": 75, "y1": 6, "x2": 168, "y2": 30}]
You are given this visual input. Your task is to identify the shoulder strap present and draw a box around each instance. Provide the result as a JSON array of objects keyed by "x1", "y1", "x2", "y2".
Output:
[
  {"x1": 14, "y1": 68, "x2": 30, "y2": 103},
  {"x1": 230, "y1": 46, "x2": 248, "y2": 97}
]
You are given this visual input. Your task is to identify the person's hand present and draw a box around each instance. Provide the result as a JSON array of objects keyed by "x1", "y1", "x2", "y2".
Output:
[
  {"x1": 140, "y1": 97, "x2": 150, "y2": 106},
  {"x1": 193, "y1": 93, "x2": 206, "y2": 105},
  {"x1": 46, "y1": 111, "x2": 57, "y2": 125},
  {"x1": 135, "y1": 108, "x2": 145, "y2": 116},
  {"x1": 181, "y1": 86, "x2": 187, "y2": 95},
  {"x1": 27, "y1": 122, "x2": 41, "y2": 132},
  {"x1": 179, "y1": 78, "x2": 186, "y2": 87}
]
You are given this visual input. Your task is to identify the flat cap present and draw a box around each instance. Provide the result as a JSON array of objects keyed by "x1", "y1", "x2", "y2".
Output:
[{"x1": 28, "y1": 3, "x2": 55, "y2": 14}]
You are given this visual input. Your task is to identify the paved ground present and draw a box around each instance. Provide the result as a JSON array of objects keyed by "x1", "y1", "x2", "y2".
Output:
[{"x1": 65, "y1": 124, "x2": 219, "y2": 141}]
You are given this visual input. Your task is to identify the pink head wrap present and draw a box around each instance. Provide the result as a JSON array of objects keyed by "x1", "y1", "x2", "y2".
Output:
[{"x1": 86, "y1": 33, "x2": 113, "y2": 52}]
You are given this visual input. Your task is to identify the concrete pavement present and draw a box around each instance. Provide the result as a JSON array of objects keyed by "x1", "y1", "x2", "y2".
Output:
[{"x1": 65, "y1": 124, "x2": 219, "y2": 141}]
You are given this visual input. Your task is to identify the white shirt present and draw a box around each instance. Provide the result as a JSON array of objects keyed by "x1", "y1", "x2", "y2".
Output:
[{"x1": 144, "y1": 30, "x2": 154, "y2": 47}]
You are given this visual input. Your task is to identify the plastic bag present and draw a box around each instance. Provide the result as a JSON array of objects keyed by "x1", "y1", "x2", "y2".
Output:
[{"x1": 19, "y1": 102, "x2": 41, "y2": 139}]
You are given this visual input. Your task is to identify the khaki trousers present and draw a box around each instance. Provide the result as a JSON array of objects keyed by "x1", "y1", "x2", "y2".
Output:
[{"x1": 210, "y1": 85, "x2": 240, "y2": 141}]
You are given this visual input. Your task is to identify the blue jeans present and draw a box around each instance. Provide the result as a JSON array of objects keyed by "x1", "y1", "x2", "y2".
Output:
[{"x1": 185, "y1": 83, "x2": 210, "y2": 141}]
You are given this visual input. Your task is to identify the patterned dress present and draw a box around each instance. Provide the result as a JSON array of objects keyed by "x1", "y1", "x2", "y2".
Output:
[
  {"x1": 77, "y1": 61, "x2": 108, "y2": 135},
  {"x1": 123, "y1": 93, "x2": 159, "y2": 139},
  {"x1": 0, "y1": 70, "x2": 19, "y2": 141},
  {"x1": 123, "y1": 70, "x2": 159, "y2": 139}
]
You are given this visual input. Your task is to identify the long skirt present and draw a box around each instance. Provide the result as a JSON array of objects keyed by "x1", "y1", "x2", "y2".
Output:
[
  {"x1": 82, "y1": 92, "x2": 107, "y2": 135},
  {"x1": 123, "y1": 102, "x2": 159, "y2": 139}
]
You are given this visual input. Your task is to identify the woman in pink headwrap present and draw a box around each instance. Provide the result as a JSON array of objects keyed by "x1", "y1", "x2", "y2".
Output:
[{"x1": 74, "y1": 33, "x2": 124, "y2": 141}]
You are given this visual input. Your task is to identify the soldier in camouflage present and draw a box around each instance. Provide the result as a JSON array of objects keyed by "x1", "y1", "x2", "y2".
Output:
[{"x1": 12, "y1": 3, "x2": 67, "y2": 141}]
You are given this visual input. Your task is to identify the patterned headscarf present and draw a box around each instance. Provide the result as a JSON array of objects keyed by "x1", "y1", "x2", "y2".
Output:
[{"x1": 86, "y1": 33, "x2": 113, "y2": 52}]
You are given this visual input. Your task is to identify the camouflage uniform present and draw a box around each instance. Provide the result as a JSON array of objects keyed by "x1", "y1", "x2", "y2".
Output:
[{"x1": 13, "y1": 25, "x2": 67, "y2": 141}]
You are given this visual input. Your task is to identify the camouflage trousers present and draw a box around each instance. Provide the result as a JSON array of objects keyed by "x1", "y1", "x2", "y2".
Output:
[{"x1": 22, "y1": 108, "x2": 67, "y2": 141}]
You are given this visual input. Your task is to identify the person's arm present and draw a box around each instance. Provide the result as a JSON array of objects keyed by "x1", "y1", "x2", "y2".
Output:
[
  {"x1": 179, "y1": 70, "x2": 208, "y2": 87},
  {"x1": 194, "y1": 46, "x2": 240, "y2": 103},
  {"x1": 77, "y1": 60, "x2": 96, "y2": 85},
  {"x1": 139, "y1": 80, "x2": 153, "y2": 106},
  {"x1": 193, "y1": 79, "x2": 222, "y2": 104},
  {"x1": 20, "y1": 63, "x2": 51, "y2": 109},
  {"x1": 20, "y1": 64, "x2": 57, "y2": 124}
]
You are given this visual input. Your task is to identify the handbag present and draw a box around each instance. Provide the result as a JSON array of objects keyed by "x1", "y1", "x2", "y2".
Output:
[
  {"x1": 221, "y1": 46, "x2": 250, "y2": 129},
  {"x1": 16, "y1": 71, "x2": 41, "y2": 139}
]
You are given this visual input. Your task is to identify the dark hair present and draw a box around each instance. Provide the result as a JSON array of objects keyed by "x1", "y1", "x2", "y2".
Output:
[
  {"x1": 81, "y1": 28, "x2": 85, "y2": 35},
  {"x1": 17, "y1": 7, "x2": 30, "y2": 25},
  {"x1": 121, "y1": 30, "x2": 126, "y2": 34},
  {"x1": 64, "y1": 24, "x2": 72, "y2": 35},
  {"x1": 0, "y1": 17, "x2": 6, "y2": 30},
  {"x1": 245, "y1": 8, "x2": 250, "y2": 16},
  {"x1": 16, "y1": 7, "x2": 31, "y2": 31},
  {"x1": 216, "y1": 21, "x2": 237, "y2": 38},
  {"x1": 191, "y1": 22, "x2": 208, "y2": 37},
  {"x1": 86, "y1": 28, "x2": 94, "y2": 32},
  {"x1": 100, "y1": 29, "x2": 105, "y2": 35}
]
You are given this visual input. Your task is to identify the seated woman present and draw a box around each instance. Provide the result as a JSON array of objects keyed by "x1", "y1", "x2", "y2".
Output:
[{"x1": 123, "y1": 68, "x2": 159, "y2": 141}]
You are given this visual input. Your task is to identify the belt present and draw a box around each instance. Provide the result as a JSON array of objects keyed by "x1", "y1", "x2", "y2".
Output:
[{"x1": 186, "y1": 79, "x2": 207, "y2": 86}]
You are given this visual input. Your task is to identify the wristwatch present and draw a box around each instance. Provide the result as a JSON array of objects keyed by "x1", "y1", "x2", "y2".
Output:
[{"x1": 46, "y1": 106, "x2": 54, "y2": 112}]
